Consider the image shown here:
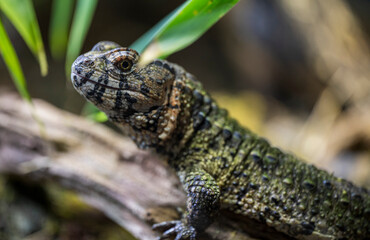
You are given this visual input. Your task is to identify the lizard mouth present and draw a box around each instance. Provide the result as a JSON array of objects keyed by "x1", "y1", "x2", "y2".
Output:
[{"x1": 72, "y1": 71, "x2": 152, "y2": 99}]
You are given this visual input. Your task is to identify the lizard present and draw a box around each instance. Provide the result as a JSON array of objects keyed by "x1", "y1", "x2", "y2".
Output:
[{"x1": 71, "y1": 41, "x2": 370, "y2": 240}]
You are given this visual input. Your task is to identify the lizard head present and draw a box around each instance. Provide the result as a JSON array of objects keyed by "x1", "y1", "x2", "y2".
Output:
[
  {"x1": 71, "y1": 41, "x2": 183, "y2": 149},
  {"x1": 71, "y1": 41, "x2": 176, "y2": 117}
]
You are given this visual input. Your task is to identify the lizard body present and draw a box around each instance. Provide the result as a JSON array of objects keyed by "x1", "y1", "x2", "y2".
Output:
[{"x1": 71, "y1": 41, "x2": 370, "y2": 240}]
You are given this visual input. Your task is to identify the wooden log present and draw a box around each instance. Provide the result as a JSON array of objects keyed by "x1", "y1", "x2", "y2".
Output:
[{"x1": 0, "y1": 93, "x2": 293, "y2": 240}]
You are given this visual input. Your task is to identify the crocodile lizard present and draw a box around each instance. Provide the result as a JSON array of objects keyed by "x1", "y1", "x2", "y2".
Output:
[{"x1": 71, "y1": 41, "x2": 370, "y2": 240}]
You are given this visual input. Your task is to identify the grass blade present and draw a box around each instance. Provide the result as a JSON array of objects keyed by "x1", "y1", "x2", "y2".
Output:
[
  {"x1": 133, "y1": 0, "x2": 239, "y2": 63},
  {"x1": 65, "y1": 0, "x2": 98, "y2": 77},
  {"x1": 82, "y1": 103, "x2": 108, "y2": 122},
  {"x1": 0, "y1": 18, "x2": 30, "y2": 102},
  {"x1": 49, "y1": 0, "x2": 74, "y2": 59},
  {"x1": 0, "y1": 0, "x2": 48, "y2": 76},
  {"x1": 130, "y1": 2, "x2": 186, "y2": 53}
]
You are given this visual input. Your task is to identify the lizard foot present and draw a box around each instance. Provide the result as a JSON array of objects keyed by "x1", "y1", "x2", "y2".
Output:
[{"x1": 153, "y1": 220, "x2": 197, "y2": 240}]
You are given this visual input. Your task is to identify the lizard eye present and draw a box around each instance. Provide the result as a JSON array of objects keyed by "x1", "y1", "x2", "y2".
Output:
[{"x1": 118, "y1": 59, "x2": 133, "y2": 72}]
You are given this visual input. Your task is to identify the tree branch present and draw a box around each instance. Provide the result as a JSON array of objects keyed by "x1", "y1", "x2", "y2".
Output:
[{"x1": 0, "y1": 94, "x2": 292, "y2": 240}]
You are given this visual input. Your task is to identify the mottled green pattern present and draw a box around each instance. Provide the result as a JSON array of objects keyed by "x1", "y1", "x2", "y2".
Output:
[{"x1": 71, "y1": 41, "x2": 370, "y2": 240}]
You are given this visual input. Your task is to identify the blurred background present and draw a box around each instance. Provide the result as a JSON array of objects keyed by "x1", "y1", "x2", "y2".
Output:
[{"x1": 0, "y1": 0, "x2": 369, "y2": 239}]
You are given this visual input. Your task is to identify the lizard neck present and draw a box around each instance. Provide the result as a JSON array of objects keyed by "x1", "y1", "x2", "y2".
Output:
[
  {"x1": 161, "y1": 72, "x2": 219, "y2": 157},
  {"x1": 117, "y1": 71, "x2": 219, "y2": 158},
  {"x1": 111, "y1": 64, "x2": 213, "y2": 156}
]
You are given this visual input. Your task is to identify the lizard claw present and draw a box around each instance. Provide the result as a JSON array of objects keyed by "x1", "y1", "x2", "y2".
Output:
[{"x1": 153, "y1": 220, "x2": 197, "y2": 240}]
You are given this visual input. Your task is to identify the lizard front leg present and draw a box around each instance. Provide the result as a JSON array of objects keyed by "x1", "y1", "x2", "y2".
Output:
[{"x1": 153, "y1": 168, "x2": 220, "y2": 240}]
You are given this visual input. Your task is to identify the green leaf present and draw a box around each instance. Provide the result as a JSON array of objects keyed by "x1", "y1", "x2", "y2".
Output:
[
  {"x1": 130, "y1": 2, "x2": 186, "y2": 53},
  {"x1": 0, "y1": 18, "x2": 30, "y2": 102},
  {"x1": 132, "y1": 0, "x2": 239, "y2": 62},
  {"x1": 82, "y1": 103, "x2": 108, "y2": 122},
  {"x1": 65, "y1": 0, "x2": 97, "y2": 77},
  {"x1": 49, "y1": 0, "x2": 74, "y2": 59},
  {"x1": 0, "y1": 0, "x2": 48, "y2": 76}
]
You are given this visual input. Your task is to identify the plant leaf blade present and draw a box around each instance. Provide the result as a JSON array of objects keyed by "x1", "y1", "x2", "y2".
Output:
[
  {"x1": 133, "y1": 0, "x2": 239, "y2": 62},
  {"x1": 0, "y1": 18, "x2": 30, "y2": 102},
  {"x1": 65, "y1": 0, "x2": 98, "y2": 77},
  {"x1": 0, "y1": 0, "x2": 48, "y2": 75},
  {"x1": 49, "y1": 0, "x2": 74, "y2": 59}
]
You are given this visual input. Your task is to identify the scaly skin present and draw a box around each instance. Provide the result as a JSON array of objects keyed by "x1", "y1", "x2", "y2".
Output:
[{"x1": 71, "y1": 41, "x2": 370, "y2": 240}]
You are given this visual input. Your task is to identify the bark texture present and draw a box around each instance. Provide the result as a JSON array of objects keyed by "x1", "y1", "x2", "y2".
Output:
[{"x1": 0, "y1": 93, "x2": 293, "y2": 240}]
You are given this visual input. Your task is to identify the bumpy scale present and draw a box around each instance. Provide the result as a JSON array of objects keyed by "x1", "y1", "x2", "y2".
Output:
[{"x1": 71, "y1": 41, "x2": 370, "y2": 240}]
